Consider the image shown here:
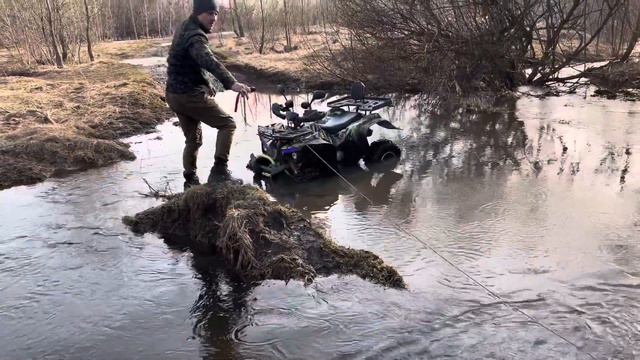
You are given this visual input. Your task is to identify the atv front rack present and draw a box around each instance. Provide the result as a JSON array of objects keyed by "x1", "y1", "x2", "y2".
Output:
[
  {"x1": 327, "y1": 96, "x2": 392, "y2": 112},
  {"x1": 257, "y1": 124, "x2": 314, "y2": 141}
]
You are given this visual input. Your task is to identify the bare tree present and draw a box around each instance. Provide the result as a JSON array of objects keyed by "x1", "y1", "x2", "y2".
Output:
[
  {"x1": 128, "y1": 0, "x2": 138, "y2": 39},
  {"x1": 143, "y1": 0, "x2": 150, "y2": 38},
  {"x1": 300, "y1": 0, "x2": 307, "y2": 34},
  {"x1": 83, "y1": 0, "x2": 95, "y2": 61},
  {"x1": 259, "y1": 0, "x2": 266, "y2": 53},
  {"x1": 282, "y1": 0, "x2": 292, "y2": 50},
  {"x1": 53, "y1": 0, "x2": 69, "y2": 62},
  {"x1": 309, "y1": 0, "x2": 637, "y2": 94},
  {"x1": 45, "y1": 0, "x2": 64, "y2": 68},
  {"x1": 232, "y1": 0, "x2": 245, "y2": 37},
  {"x1": 620, "y1": 5, "x2": 640, "y2": 62}
]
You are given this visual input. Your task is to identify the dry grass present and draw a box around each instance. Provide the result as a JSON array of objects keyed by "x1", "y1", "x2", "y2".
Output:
[
  {"x1": 0, "y1": 60, "x2": 172, "y2": 190},
  {"x1": 93, "y1": 39, "x2": 167, "y2": 61},
  {"x1": 212, "y1": 33, "x2": 344, "y2": 89},
  {"x1": 0, "y1": 61, "x2": 170, "y2": 137}
]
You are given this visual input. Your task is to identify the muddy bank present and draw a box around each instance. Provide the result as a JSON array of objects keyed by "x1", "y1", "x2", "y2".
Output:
[
  {"x1": 589, "y1": 61, "x2": 640, "y2": 100},
  {"x1": 0, "y1": 60, "x2": 172, "y2": 190},
  {"x1": 123, "y1": 184, "x2": 405, "y2": 288},
  {"x1": 224, "y1": 59, "x2": 345, "y2": 91}
]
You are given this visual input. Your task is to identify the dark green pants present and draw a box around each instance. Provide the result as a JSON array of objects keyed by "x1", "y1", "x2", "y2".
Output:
[{"x1": 166, "y1": 91, "x2": 236, "y2": 175}]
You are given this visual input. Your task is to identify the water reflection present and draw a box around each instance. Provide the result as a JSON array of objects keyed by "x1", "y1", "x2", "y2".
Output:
[
  {"x1": 189, "y1": 257, "x2": 252, "y2": 360},
  {"x1": 253, "y1": 167, "x2": 403, "y2": 217},
  {"x1": 2, "y1": 87, "x2": 640, "y2": 359},
  {"x1": 396, "y1": 97, "x2": 527, "y2": 175}
]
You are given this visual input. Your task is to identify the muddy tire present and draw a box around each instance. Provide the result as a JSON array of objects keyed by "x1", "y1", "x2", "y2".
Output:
[{"x1": 364, "y1": 140, "x2": 401, "y2": 170}]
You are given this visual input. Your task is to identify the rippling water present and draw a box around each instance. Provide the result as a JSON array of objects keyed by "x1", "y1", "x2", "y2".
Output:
[{"x1": 1, "y1": 88, "x2": 639, "y2": 359}]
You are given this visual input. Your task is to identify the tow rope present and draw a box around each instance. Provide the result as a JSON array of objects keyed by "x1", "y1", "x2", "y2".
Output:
[{"x1": 234, "y1": 92, "x2": 249, "y2": 125}]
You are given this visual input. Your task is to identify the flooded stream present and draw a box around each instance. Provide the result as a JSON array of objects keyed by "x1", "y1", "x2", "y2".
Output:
[{"x1": 1, "y1": 88, "x2": 639, "y2": 359}]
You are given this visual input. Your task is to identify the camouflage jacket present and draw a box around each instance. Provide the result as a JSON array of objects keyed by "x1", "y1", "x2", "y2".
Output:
[{"x1": 166, "y1": 15, "x2": 236, "y2": 95}]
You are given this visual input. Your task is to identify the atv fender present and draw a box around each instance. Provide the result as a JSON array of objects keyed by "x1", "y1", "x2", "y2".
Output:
[{"x1": 247, "y1": 154, "x2": 287, "y2": 177}]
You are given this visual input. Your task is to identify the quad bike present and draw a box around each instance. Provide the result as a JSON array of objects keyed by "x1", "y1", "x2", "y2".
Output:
[{"x1": 247, "y1": 82, "x2": 402, "y2": 181}]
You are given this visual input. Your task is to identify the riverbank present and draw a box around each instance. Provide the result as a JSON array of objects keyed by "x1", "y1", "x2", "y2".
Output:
[
  {"x1": 0, "y1": 33, "x2": 343, "y2": 190},
  {"x1": 0, "y1": 60, "x2": 171, "y2": 190},
  {"x1": 589, "y1": 60, "x2": 640, "y2": 100}
]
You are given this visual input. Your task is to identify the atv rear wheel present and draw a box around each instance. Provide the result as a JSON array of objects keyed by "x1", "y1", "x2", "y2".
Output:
[{"x1": 364, "y1": 140, "x2": 401, "y2": 170}]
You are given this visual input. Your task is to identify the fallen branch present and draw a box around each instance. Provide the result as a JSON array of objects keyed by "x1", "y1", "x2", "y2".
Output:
[{"x1": 138, "y1": 178, "x2": 175, "y2": 199}]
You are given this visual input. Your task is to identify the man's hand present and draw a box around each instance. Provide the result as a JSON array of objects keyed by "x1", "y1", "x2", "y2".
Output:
[{"x1": 231, "y1": 82, "x2": 252, "y2": 99}]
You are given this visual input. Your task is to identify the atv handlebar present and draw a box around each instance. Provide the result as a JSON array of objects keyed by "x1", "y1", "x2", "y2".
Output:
[{"x1": 271, "y1": 103, "x2": 326, "y2": 124}]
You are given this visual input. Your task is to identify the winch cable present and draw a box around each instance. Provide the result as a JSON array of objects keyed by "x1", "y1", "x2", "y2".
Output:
[{"x1": 303, "y1": 144, "x2": 597, "y2": 360}]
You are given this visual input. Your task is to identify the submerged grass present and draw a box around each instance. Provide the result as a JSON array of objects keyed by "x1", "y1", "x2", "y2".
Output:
[{"x1": 123, "y1": 183, "x2": 405, "y2": 288}]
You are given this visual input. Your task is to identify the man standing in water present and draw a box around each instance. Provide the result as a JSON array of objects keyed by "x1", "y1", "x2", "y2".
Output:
[{"x1": 165, "y1": 0, "x2": 252, "y2": 188}]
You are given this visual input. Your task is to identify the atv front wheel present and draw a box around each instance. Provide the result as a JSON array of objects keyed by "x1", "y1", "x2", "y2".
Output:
[
  {"x1": 364, "y1": 140, "x2": 401, "y2": 170},
  {"x1": 248, "y1": 155, "x2": 277, "y2": 177}
]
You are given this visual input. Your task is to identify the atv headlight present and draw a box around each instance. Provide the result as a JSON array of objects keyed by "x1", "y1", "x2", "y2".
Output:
[{"x1": 292, "y1": 152, "x2": 298, "y2": 160}]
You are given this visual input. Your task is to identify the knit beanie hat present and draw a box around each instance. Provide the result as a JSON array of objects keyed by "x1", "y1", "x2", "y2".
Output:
[{"x1": 193, "y1": 0, "x2": 218, "y2": 15}]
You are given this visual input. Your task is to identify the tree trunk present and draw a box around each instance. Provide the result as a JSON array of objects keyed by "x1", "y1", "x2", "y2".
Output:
[
  {"x1": 259, "y1": 0, "x2": 265, "y2": 54},
  {"x1": 300, "y1": 0, "x2": 306, "y2": 34},
  {"x1": 40, "y1": 15, "x2": 52, "y2": 62},
  {"x1": 620, "y1": 10, "x2": 640, "y2": 62},
  {"x1": 53, "y1": 0, "x2": 68, "y2": 62},
  {"x1": 128, "y1": 0, "x2": 138, "y2": 39},
  {"x1": 156, "y1": 0, "x2": 162, "y2": 37},
  {"x1": 107, "y1": 0, "x2": 114, "y2": 39},
  {"x1": 168, "y1": 1, "x2": 174, "y2": 36},
  {"x1": 143, "y1": 0, "x2": 150, "y2": 38},
  {"x1": 44, "y1": 0, "x2": 63, "y2": 68},
  {"x1": 283, "y1": 0, "x2": 292, "y2": 50},
  {"x1": 232, "y1": 0, "x2": 245, "y2": 37},
  {"x1": 83, "y1": 0, "x2": 94, "y2": 62}
]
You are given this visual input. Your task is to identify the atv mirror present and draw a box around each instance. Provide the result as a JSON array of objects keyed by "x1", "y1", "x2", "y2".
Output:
[
  {"x1": 284, "y1": 99, "x2": 294, "y2": 109},
  {"x1": 351, "y1": 82, "x2": 366, "y2": 101},
  {"x1": 312, "y1": 90, "x2": 326, "y2": 102},
  {"x1": 301, "y1": 101, "x2": 311, "y2": 109}
]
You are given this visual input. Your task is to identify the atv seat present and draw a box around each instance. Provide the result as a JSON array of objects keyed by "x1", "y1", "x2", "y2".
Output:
[{"x1": 319, "y1": 111, "x2": 362, "y2": 133}]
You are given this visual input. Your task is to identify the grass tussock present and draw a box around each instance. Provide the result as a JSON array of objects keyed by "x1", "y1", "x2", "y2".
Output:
[
  {"x1": 123, "y1": 184, "x2": 405, "y2": 288},
  {"x1": 0, "y1": 60, "x2": 172, "y2": 190},
  {"x1": 93, "y1": 39, "x2": 164, "y2": 61},
  {"x1": 591, "y1": 61, "x2": 640, "y2": 88},
  {"x1": 589, "y1": 60, "x2": 640, "y2": 100}
]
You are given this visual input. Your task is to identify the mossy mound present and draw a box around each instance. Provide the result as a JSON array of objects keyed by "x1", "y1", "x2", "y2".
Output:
[
  {"x1": 0, "y1": 61, "x2": 171, "y2": 190},
  {"x1": 589, "y1": 61, "x2": 640, "y2": 100},
  {"x1": 123, "y1": 184, "x2": 405, "y2": 289},
  {"x1": 0, "y1": 126, "x2": 134, "y2": 189}
]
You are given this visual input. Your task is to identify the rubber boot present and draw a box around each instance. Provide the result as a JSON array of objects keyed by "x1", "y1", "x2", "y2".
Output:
[
  {"x1": 183, "y1": 170, "x2": 201, "y2": 190},
  {"x1": 207, "y1": 163, "x2": 242, "y2": 185}
]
